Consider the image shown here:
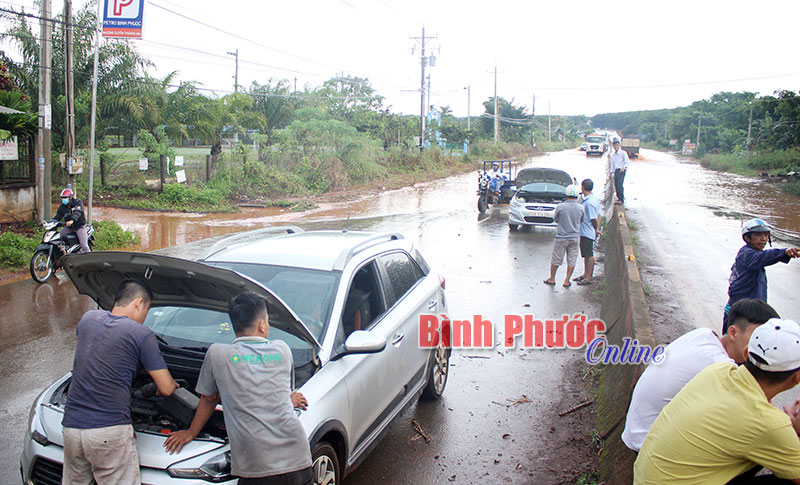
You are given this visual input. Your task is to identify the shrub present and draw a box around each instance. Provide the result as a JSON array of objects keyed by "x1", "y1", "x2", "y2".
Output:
[
  {"x1": 92, "y1": 220, "x2": 140, "y2": 250},
  {"x1": 0, "y1": 231, "x2": 39, "y2": 268}
]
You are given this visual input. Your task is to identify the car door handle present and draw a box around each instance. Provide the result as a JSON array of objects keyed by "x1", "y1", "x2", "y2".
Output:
[
  {"x1": 392, "y1": 333, "x2": 405, "y2": 346},
  {"x1": 427, "y1": 300, "x2": 437, "y2": 311}
]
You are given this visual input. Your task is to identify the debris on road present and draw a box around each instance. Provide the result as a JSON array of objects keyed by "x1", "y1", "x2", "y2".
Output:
[
  {"x1": 411, "y1": 419, "x2": 431, "y2": 443},
  {"x1": 506, "y1": 395, "x2": 532, "y2": 408},
  {"x1": 558, "y1": 400, "x2": 594, "y2": 417}
]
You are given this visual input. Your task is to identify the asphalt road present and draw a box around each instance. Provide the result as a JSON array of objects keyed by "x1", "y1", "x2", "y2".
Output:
[
  {"x1": 8, "y1": 146, "x2": 799, "y2": 483},
  {"x1": 1, "y1": 149, "x2": 608, "y2": 484}
]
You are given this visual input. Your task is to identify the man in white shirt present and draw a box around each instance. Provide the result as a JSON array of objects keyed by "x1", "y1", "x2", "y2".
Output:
[
  {"x1": 485, "y1": 162, "x2": 507, "y2": 193},
  {"x1": 609, "y1": 140, "x2": 630, "y2": 204},
  {"x1": 621, "y1": 298, "x2": 779, "y2": 452}
]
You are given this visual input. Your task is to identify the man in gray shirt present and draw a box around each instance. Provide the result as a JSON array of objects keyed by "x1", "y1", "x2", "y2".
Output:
[
  {"x1": 544, "y1": 184, "x2": 584, "y2": 288},
  {"x1": 164, "y1": 292, "x2": 312, "y2": 484}
]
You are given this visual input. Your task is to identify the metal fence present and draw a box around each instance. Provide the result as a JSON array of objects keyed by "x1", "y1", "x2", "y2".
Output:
[{"x1": 0, "y1": 136, "x2": 34, "y2": 187}]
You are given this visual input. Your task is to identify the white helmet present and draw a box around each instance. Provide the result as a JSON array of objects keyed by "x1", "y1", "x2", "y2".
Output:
[
  {"x1": 565, "y1": 184, "x2": 580, "y2": 198},
  {"x1": 742, "y1": 218, "x2": 772, "y2": 244}
]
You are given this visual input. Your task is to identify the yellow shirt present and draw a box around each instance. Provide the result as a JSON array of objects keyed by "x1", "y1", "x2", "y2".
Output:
[{"x1": 634, "y1": 362, "x2": 800, "y2": 484}]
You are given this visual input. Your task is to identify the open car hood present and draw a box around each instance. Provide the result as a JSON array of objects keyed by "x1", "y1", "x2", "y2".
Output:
[
  {"x1": 515, "y1": 168, "x2": 573, "y2": 188},
  {"x1": 62, "y1": 252, "x2": 320, "y2": 348}
]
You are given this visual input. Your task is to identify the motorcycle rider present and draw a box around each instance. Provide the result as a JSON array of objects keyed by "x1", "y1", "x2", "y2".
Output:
[
  {"x1": 485, "y1": 162, "x2": 507, "y2": 194},
  {"x1": 52, "y1": 188, "x2": 91, "y2": 253}
]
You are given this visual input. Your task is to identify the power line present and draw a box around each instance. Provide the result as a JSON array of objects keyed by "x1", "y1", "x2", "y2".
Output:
[{"x1": 148, "y1": 2, "x2": 340, "y2": 71}]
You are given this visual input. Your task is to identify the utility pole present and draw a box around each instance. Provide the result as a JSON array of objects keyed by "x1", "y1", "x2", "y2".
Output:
[
  {"x1": 37, "y1": 0, "x2": 53, "y2": 219},
  {"x1": 293, "y1": 76, "x2": 297, "y2": 93},
  {"x1": 696, "y1": 115, "x2": 702, "y2": 148},
  {"x1": 746, "y1": 101, "x2": 754, "y2": 155},
  {"x1": 227, "y1": 49, "x2": 239, "y2": 92},
  {"x1": 64, "y1": 0, "x2": 76, "y2": 190},
  {"x1": 426, "y1": 74, "x2": 431, "y2": 114},
  {"x1": 493, "y1": 65, "x2": 499, "y2": 144},
  {"x1": 87, "y1": 0, "x2": 102, "y2": 224},
  {"x1": 548, "y1": 102, "x2": 552, "y2": 142},
  {"x1": 410, "y1": 26, "x2": 436, "y2": 150},
  {"x1": 464, "y1": 85, "x2": 471, "y2": 131},
  {"x1": 531, "y1": 94, "x2": 536, "y2": 147}
]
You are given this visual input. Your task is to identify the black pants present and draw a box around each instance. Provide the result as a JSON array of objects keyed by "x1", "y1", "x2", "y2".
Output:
[
  {"x1": 238, "y1": 467, "x2": 313, "y2": 485},
  {"x1": 614, "y1": 169, "x2": 626, "y2": 203}
]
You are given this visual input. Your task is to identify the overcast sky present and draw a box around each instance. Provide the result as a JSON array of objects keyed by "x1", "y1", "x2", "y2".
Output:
[{"x1": 4, "y1": 0, "x2": 800, "y2": 117}]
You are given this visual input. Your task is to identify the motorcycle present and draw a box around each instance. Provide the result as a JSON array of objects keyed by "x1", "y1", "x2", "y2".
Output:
[
  {"x1": 29, "y1": 220, "x2": 95, "y2": 283},
  {"x1": 477, "y1": 160, "x2": 516, "y2": 213}
]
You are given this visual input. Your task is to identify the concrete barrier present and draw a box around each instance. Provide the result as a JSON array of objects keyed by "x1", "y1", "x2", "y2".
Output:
[{"x1": 596, "y1": 172, "x2": 657, "y2": 484}]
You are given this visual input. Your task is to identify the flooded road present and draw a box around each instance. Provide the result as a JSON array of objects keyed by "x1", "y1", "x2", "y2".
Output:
[{"x1": 3, "y1": 147, "x2": 800, "y2": 483}]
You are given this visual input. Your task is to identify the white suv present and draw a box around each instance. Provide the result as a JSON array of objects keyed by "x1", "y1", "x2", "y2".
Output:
[{"x1": 21, "y1": 228, "x2": 450, "y2": 484}]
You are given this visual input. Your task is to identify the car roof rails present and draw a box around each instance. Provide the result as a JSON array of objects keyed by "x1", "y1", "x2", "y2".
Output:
[
  {"x1": 200, "y1": 225, "x2": 305, "y2": 260},
  {"x1": 332, "y1": 233, "x2": 404, "y2": 271}
]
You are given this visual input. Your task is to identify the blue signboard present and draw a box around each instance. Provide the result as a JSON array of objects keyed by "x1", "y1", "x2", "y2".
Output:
[{"x1": 102, "y1": 0, "x2": 145, "y2": 39}]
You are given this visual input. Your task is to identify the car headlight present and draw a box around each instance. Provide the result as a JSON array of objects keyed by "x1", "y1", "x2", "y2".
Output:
[
  {"x1": 28, "y1": 389, "x2": 50, "y2": 446},
  {"x1": 168, "y1": 451, "x2": 232, "y2": 482},
  {"x1": 510, "y1": 196, "x2": 520, "y2": 207}
]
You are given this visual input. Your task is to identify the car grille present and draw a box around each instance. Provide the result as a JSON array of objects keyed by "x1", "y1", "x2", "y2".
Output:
[
  {"x1": 524, "y1": 216, "x2": 554, "y2": 223},
  {"x1": 31, "y1": 457, "x2": 62, "y2": 485},
  {"x1": 525, "y1": 206, "x2": 554, "y2": 211}
]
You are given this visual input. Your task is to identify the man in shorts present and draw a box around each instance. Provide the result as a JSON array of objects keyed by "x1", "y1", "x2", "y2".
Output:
[
  {"x1": 574, "y1": 178, "x2": 601, "y2": 285},
  {"x1": 62, "y1": 279, "x2": 178, "y2": 485},
  {"x1": 544, "y1": 184, "x2": 584, "y2": 288}
]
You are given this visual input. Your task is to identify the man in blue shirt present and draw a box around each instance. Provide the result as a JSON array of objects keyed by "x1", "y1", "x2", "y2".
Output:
[
  {"x1": 723, "y1": 218, "x2": 799, "y2": 333},
  {"x1": 575, "y1": 179, "x2": 601, "y2": 285},
  {"x1": 62, "y1": 279, "x2": 178, "y2": 485}
]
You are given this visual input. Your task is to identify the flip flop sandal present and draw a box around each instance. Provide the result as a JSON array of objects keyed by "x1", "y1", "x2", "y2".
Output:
[
  {"x1": 543, "y1": 279, "x2": 556, "y2": 286},
  {"x1": 573, "y1": 276, "x2": 585, "y2": 282},
  {"x1": 563, "y1": 282, "x2": 572, "y2": 288},
  {"x1": 577, "y1": 279, "x2": 594, "y2": 286}
]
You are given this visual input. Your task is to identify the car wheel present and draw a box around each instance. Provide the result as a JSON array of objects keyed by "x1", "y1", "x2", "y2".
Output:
[
  {"x1": 30, "y1": 249, "x2": 53, "y2": 283},
  {"x1": 509, "y1": 224, "x2": 518, "y2": 231},
  {"x1": 312, "y1": 441, "x2": 339, "y2": 485},
  {"x1": 421, "y1": 343, "x2": 450, "y2": 400}
]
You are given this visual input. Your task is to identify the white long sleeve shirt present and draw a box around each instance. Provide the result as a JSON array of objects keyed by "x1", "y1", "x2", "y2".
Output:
[{"x1": 610, "y1": 147, "x2": 630, "y2": 172}]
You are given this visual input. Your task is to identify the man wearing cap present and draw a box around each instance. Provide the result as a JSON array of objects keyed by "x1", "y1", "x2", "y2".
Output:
[
  {"x1": 622, "y1": 298, "x2": 779, "y2": 452},
  {"x1": 634, "y1": 318, "x2": 800, "y2": 484},
  {"x1": 543, "y1": 184, "x2": 584, "y2": 288}
]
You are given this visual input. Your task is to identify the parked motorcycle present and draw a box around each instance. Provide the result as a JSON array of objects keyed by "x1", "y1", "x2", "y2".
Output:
[{"x1": 29, "y1": 220, "x2": 94, "y2": 283}]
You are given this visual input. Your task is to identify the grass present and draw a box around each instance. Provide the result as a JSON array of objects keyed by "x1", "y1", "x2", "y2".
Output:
[
  {"x1": 0, "y1": 229, "x2": 41, "y2": 269},
  {"x1": 642, "y1": 281, "x2": 654, "y2": 297}
]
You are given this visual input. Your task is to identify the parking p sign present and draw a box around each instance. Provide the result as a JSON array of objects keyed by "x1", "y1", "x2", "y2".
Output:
[{"x1": 102, "y1": 0, "x2": 145, "y2": 39}]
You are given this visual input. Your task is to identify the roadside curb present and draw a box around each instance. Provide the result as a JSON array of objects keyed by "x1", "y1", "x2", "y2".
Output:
[{"x1": 597, "y1": 174, "x2": 656, "y2": 484}]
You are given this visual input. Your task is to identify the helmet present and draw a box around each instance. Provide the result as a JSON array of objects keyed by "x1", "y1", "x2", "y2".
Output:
[
  {"x1": 565, "y1": 184, "x2": 580, "y2": 198},
  {"x1": 60, "y1": 188, "x2": 74, "y2": 198},
  {"x1": 492, "y1": 162, "x2": 500, "y2": 169},
  {"x1": 741, "y1": 218, "x2": 771, "y2": 245},
  {"x1": 742, "y1": 218, "x2": 771, "y2": 236}
]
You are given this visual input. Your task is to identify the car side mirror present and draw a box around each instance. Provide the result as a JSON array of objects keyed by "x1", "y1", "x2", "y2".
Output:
[{"x1": 344, "y1": 331, "x2": 386, "y2": 355}]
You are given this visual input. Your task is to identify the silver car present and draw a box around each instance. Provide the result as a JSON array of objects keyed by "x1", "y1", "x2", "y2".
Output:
[
  {"x1": 21, "y1": 228, "x2": 450, "y2": 484},
  {"x1": 508, "y1": 168, "x2": 575, "y2": 230}
]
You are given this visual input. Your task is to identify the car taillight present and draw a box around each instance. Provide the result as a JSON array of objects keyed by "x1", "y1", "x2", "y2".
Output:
[{"x1": 438, "y1": 273, "x2": 446, "y2": 290}]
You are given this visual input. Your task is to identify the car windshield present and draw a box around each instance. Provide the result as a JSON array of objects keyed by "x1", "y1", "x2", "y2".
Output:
[
  {"x1": 144, "y1": 306, "x2": 309, "y2": 351},
  {"x1": 206, "y1": 262, "x2": 340, "y2": 341},
  {"x1": 518, "y1": 182, "x2": 567, "y2": 195},
  {"x1": 586, "y1": 136, "x2": 604, "y2": 143}
]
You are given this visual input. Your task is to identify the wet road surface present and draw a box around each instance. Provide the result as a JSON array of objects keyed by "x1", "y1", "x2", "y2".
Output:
[{"x1": 3, "y1": 147, "x2": 800, "y2": 483}]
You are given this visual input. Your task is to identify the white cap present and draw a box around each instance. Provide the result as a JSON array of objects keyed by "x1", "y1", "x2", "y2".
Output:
[{"x1": 748, "y1": 318, "x2": 800, "y2": 372}]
